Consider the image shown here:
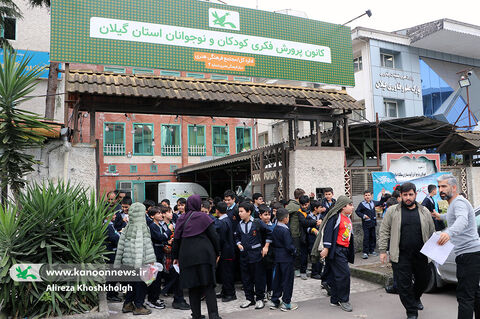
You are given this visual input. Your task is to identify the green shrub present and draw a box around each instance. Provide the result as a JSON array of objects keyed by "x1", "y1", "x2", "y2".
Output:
[{"x1": 0, "y1": 182, "x2": 110, "y2": 318}]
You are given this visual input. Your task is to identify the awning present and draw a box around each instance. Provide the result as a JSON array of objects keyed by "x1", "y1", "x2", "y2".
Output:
[
  {"x1": 406, "y1": 19, "x2": 480, "y2": 60},
  {"x1": 437, "y1": 131, "x2": 480, "y2": 154},
  {"x1": 348, "y1": 116, "x2": 455, "y2": 155},
  {"x1": 66, "y1": 71, "x2": 363, "y2": 120}
]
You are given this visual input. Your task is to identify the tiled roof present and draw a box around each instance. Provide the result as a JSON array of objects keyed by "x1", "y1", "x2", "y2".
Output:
[{"x1": 67, "y1": 71, "x2": 362, "y2": 110}]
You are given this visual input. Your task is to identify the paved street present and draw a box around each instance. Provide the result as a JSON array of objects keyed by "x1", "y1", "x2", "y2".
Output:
[{"x1": 107, "y1": 276, "x2": 457, "y2": 318}]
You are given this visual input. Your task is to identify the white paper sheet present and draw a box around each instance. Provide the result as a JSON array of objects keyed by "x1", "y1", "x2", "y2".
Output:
[
  {"x1": 173, "y1": 264, "x2": 180, "y2": 274},
  {"x1": 420, "y1": 232, "x2": 454, "y2": 265}
]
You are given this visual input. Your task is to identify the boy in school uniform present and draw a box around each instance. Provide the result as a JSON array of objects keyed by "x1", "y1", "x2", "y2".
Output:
[
  {"x1": 259, "y1": 204, "x2": 276, "y2": 299},
  {"x1": 320, "y1": 195, "x2": 355, "y2": 313},
  {"x1": 159, "y1": 206, "x2": 190, "y2": 311},
  {"x1": 298, "y1": 195, "x2": 321, "y2": 280},
  {"x1": 146, "y1": 206, "x2": 168, "y2": 310},
  {"x1": 308, "y1": 201, "x2": 323, "y2": 280},
  {"x1": 144, "y1": 199, "x2": 155, "y2": 227},
  {"x1": 321, "y1": 188, "x2": 336, "y2": 218},
  {"x1": 172, "y1": 198, "x2": 186, "y2": 223},
  {"x1": 355, "y1": 190, "x2": 382, "y2": 259},
  {"x1": 252, "y1": 193, "x2": 264, "y2": 218},
  {"x1": 421, "y1": 184, "x2": 446, "y2": 231},
  {"x1": 105, "y1": 212, "x2": 122, "y2": 302},
  {"x1": 215, "y1": 202, "x2": 237, "y2": 302},
  {"x1": 235, "y1": 201, "x2": 273, "y2": 310},
  {"x1": 269, "y1": 208, "x2": 298, "y2": 311},
  {"x1": 114, "y1": 197, "x2": 132, "y2": 231}
]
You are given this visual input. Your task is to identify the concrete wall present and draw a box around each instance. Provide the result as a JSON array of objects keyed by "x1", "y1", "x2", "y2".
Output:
[
  {"x1": 288, "y1": 148, "x2": 345, "y2": 198},
  {"x1": 27, "y1": 140, "x2": 97, "y2": 192},
  {"x1": 11, "y1": 0, "x2": 65, "y2": 123},
  {"x1": 467, "y1": 167, "x2": 480, "y2": 208}
]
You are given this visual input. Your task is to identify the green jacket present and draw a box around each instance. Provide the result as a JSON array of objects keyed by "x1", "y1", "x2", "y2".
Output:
[
  {"x1": 114, "y1": 203, "x2": 156, "y2": 269},
  {"x1": 285, "y1": 199, "x2": 301, "y2": 238},
  {"x1": 378, "y1": 203, "x2": 435, "y2": 263}
]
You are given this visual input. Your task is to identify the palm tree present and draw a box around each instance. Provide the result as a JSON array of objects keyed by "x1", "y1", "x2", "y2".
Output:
[
  {"x1": 27, "y1": 0, "x2": 49, "y2": 6},
  {"x1": 0, "y1": 0, "x2": 22, "y2": 49},
  {"x1": 0, "y1": 46, "x2": 52, "y2": 203}
]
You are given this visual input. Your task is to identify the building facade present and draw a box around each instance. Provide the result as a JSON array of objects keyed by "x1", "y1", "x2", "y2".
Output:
[{"x1": 349, "y1": 19, "x2": 480, "y2": 128}]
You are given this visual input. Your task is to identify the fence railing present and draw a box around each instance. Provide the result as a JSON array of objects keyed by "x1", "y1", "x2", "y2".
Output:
[
  {"x1": 162, "y1": 144, "x2": 182, "y2": 156},
  {"x1": 104, "y1": 144, "x2": 125, "y2": 156},
  {"x1": 188, "y1": 145, "x2": 206, "y2": 156},
  {"x1": 213, "y1": 144, "x2": 229, "y2": 156}
]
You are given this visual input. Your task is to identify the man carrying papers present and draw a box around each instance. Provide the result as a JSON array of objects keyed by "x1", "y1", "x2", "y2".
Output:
[
  {"x1": 379, "y1": 182, "x2": 435, "y2": 319},
  {"x1": 433, "y1": 174, "x2": 480, "y2": 319}
]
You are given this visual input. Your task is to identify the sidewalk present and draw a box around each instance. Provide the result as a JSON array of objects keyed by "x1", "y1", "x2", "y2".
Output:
[
  {"x1": 350, "y1": 252, "x2": 393, "y2": 286},
  {"x1": 108, "y1": 276, "x2": 379, "y2": 319}
]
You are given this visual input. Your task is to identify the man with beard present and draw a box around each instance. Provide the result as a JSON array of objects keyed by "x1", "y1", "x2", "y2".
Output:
[
  {"x1": 379, "y1": 182, "x2": 435, "y2": 319},
  {"x1": 433, "y1": 174, "x2": 480, "y2": 319}
]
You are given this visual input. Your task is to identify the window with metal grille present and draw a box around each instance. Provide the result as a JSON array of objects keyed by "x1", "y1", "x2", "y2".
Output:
[
  {"x1": 133, "y1": 123, "x2": 154, "y2": 155},
  {"x1": 188, "y1": 125, "x2": 206, "y2": 156},
  {"x1": 212, "y1": 126, "x2": 229, "y2": 156},
  {"x1": 104, "y1": 123, "x2": 125, "y2": 156},
  {"x1": 161, "y1": 124, "x2": 181, "y2": 156}
]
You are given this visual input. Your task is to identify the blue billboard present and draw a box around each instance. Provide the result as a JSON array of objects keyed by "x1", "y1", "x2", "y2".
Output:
[{"x1": 0, "y1": 49, "x2": 61, "y2": 79}]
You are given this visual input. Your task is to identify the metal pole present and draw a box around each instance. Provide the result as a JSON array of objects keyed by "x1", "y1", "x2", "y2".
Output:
[
  {"x1": 376, "y1": 112, "x2": 380, "y2": 167},
  {"x1": 467, "y1": 86, "x2": 472, "y2": 129}
]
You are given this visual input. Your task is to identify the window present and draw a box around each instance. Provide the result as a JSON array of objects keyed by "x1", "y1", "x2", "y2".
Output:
[
  {"x1": 353, "y1": 56, "x2": 362, "y2": 72},
  {"x1": 258, "y1": 132, "x2": 268, "y2": 147},
  {"x1": 188, "y1": 125, "x2": 206, "y2": 156},
  {"x1": 130, "y1": 165, "x2": 138, "y2": 173},
  {"x1": 384, "y1": 100, "x2": 399, "y2": 118},
  {"x1": 108, "y1": 165, "x2": 117, "y2": 173},
  {"x1": 133, "y1": 123, "x2": 154, "y2": 155},
  {"x1": 2, "y1": 18, "x2": 16, "y2": 40},
  {"x1": 133, "y1": 68, "x2": 154, "y2": 75},
  {"x1": 104, "y1": 123, "x2": 125, "y2": 156},
  {"x1": 104, "y1": 66, "x2": 126, "y2": 74},
  {"x1": 150, "y1": 165, "x2": 158, "y2": 173},
  {"x1": 160, "y1": 70, "x2": 181, "y2": 77},
  {"x1": 169, "y1": 165, "x2": 178, "y2": 172},
  {"x1": 381, "y1": 53, "x2": 395, "y2": 68},
  {"x1": 186, "y1": 72, "x2": 205, "y2": 79},
  {"x1": 212, "y1": 126, "x2": 229, "y2": 156},
  {"x1": 161, "y1": 124, "x2": 181, "y2": 156},
  {"x1": 211, "y1": 74, "x2": 229, "y2": 80},
  {"x1": 236, "y1": 127, "x2": 252, "y2": 153}
]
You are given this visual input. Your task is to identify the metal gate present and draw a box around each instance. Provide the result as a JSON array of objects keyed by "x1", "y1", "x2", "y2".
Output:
[
  {"x1": 250, "y1": 143, "x2": 289, "y2": 202},
  {"x1": 345, "y1": 167, "x2": 382, "y2": 198}
]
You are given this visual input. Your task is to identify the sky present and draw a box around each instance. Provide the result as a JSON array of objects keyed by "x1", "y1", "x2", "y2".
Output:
[{"x1": 222, "y1": 0, "x2": 480, "y2": 32}]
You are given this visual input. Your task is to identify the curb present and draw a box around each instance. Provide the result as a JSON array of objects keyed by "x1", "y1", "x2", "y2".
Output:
[
  {"x1": 58, "y1": 292, "x2": 109, "y2": 319},
  {"x1": 350, "y1": 266, "x2": 392, "y2": 287}
]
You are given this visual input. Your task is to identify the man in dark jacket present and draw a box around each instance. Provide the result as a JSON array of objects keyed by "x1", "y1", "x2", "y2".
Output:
[
  {"x1": 216, "y1": 202, "x2": 236, "y2": 302},
  {"x1": 421, "y1": 184, "x2": 445, "y2": 231}
]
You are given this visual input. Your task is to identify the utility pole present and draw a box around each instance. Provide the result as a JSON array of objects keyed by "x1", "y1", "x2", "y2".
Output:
[{"x1": 45, "y1": 62, "x2": 60, "y2": 120}]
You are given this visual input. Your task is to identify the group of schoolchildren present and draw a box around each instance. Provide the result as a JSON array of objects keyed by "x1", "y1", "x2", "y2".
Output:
[{"x1": 104, "y1": 186, "x2": 362, "y2": 315}]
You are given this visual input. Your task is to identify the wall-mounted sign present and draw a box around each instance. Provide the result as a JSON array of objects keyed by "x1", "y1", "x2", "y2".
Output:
[
  {"x1": 382, "y1": 153, "x2": 441, "y2": 182},
  {"x1": 0, "y1": 49, "x2": 61, "y2": 79},
  {"x1": 375, "y1": 71, "x2": 420, "y2": 96},
  {"x1": 51, "y1": 0, "x2": 354, "y2": 85}
]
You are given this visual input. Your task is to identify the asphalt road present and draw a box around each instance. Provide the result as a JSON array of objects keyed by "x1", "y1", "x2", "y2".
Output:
[{"x1": 223, "y1": 285, "x2": 458, "y2": 319}]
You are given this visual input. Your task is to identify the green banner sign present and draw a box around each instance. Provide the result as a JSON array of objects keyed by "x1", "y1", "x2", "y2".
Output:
[{"x1": 51, "y1": 0, "x2": 354, "y2": 86}]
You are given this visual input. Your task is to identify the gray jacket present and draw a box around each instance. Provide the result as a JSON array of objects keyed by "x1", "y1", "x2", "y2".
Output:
[{"x1": 379, "y1": 203, "x2": 435, "y2": 263}]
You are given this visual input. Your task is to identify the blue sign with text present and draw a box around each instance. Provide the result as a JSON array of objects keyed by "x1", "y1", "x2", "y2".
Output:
[{"x1": 0, "y1": 49, "x2": 61, "y2": 79}]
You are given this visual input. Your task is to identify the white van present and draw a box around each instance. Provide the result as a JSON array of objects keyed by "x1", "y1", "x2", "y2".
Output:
[{"x1": 158, "y1": 182, "x2": 209, "y2": 207}]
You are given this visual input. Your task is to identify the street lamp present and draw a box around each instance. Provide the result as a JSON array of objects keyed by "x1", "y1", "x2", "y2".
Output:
[{"x1": 342, "y1": 9, "x2": 372, "y2": 26}]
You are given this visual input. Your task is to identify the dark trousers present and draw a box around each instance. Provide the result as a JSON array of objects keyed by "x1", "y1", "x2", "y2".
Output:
[
  {"x1": 330, "y1": 246, "x2": 351, "y2": 304},
  {"x1": 162, "y1": 269, "x2": 185, "y2": 303},
  {"x1": 455, "y1": 251, "x2": 480, "y2": 319},
  {"x1": 293, "y1": 237, "x2": 301, "y2": 270},
  {"x1": 391, "y1": 251, "x2": 429, "y2": 317},
  {"x1": 271, "y1": 261, "x2": 294, "y2": 305},
  {"x1": 189, "y1": 285, "x2": 218, "y2": 319},
  {"x1": 265, "y1": 266, "x2": 274, "y2": 292},
  {"x1": 240, "y1": 259, "x2": 266, "y2": 302},
  {"x1": 124, "y1": 281, "x2": 148, "y2": 308},
  {"x1": 147, "y1": 272, "x2": 162, "y2": 302},
  {"x1": 106, "y1": 252, "x2": 118, "y2": 298},
  {"x1": 218, "y1": 259, "x2": 236, "y2": 297},
  {"x1": 311, "y1": 260, "x2": 323, "y2": 277},
  {"x1": 299, "y1": 242, "x2": 309, "y2": 274},
  {"x1": 322, "y1": 259, "x2": 333, "y2": 287},
  {"x1": 362, "y1": 224, "x2": 376, "y2": 254}
]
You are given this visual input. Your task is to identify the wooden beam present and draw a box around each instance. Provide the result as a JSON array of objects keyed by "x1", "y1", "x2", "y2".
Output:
[{"x1": 89, "y1": 110, "x2": 96, "y2": 144}]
